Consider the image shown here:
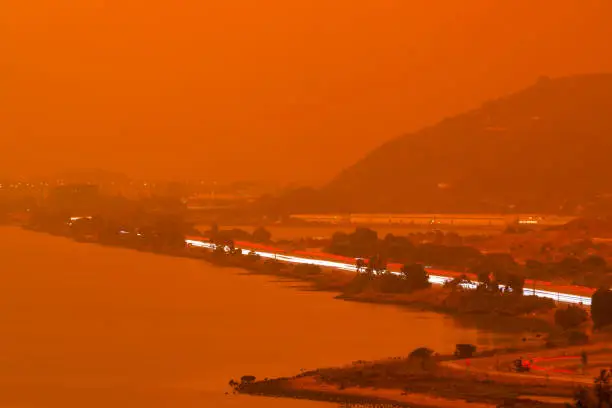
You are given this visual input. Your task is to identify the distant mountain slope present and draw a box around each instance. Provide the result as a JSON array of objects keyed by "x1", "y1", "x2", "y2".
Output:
[{"x1": 323, "y1": 74, "x2": 612, "y2": 213}]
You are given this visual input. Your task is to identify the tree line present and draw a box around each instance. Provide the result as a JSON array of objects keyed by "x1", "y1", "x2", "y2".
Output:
[{"x1": 327, "y1": 227, "x2": 612, "y2": 288}]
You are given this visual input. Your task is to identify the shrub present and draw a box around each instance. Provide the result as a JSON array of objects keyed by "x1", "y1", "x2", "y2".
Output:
[
  {"x1": 567, "y1": 330, "x2": 589, "y2": 346},
  {"x1": 245, "y1": 251, "x2": 261, "y2": 262},
  {"x1": 293, "y1": 264, "x2": 322, "y2": 276},
  {"x1": 252, "y1": 227, "x2": 272, "y2": 243},
  {"x1": 262, "y1": 259, "x2": 283, "y2": 273},
  {"x1": 591, "y1": 287, "x2": 612, "y2": 329},
  {"x1": 554, "y1": 305, "x2": 589, "y2": 330},
  {"x1": 401, "y1": 263, "x2": 431, "y2": 291},
  {"x1": 377, "y1": 272, "x2": 406, "y2": 293},
  {"x1": 343, "y1": 273, "x2": 372, "y2": 295},
  {"x1": 409, "y1": 347, "x2": 434, "y2": 360}
]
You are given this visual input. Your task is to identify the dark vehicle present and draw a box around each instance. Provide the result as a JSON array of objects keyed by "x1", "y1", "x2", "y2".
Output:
[
  {"x1": 512, "y1": 358, "x2": 531, "y2": 373},
  {"x1": 454, "y1": 344, "x2": 477, "y2": 359}
]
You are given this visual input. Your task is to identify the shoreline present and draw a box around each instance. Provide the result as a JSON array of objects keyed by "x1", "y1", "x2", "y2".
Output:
[
  {"x1": 5, "y1": 225, "x2": 602, "y2": 407},
  {"x1": 232, "y1": 339, "x2": 612, "y2": 408},
  {"x1": 208, "y1": 252, "x2": 559, "y2": 335},
  {"x1": 238, "y1": 376, "x2": 499, "y2": 408},
  {"x1": 334, "y1": 292, "x2": 555, "y2": 334},
  {"x1": 10, "y1": 224, "x2": 560, "y2": 335}
]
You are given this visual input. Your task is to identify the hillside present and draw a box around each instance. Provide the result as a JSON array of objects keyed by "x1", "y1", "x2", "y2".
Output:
[{"x1": 321, "y1": 74, "x2": 612, "y2": 214}]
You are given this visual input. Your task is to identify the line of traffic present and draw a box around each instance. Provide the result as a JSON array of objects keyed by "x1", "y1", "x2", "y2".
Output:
[{"x1": 184, "y1": 239, "x2": 592, "y2": 306}]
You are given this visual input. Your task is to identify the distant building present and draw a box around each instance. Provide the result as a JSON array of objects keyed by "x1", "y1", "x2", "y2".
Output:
[
  {"x1": 289, "y1": 213, "x2": 577, "y2": 228},
  {"x1": 289, "y1": 214, "x2": 350, "y2": 224}
]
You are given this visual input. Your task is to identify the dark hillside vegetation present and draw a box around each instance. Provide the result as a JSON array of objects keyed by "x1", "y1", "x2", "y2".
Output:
[{"x1": 255, "y1": 74, "x2": 612, "y2": 215}]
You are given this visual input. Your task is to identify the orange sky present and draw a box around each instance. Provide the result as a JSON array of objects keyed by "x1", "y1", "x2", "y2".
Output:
[{"x1": 2, "y1": 1, "x2": 612, "y2": 184}]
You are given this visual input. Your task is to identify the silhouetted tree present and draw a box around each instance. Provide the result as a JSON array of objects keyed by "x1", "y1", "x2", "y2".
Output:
[
  {"x1": 591, "y1": 287, "x2": 612, "y2": 330},
  {"x1": 400, "y1": 263, "x2": 431, "y2": 291},
  {"x1": 525, "y1": 259, "x2": 547, "y2": 280},
  {"x1": 594, "y1": 369, "x2": 612, "y2": 407},
  {"x1": 555, "y1": 306, "x2": 589, "y2": 330},
  {"x1": 351, "y1": 227, "x2": 379, "y2": 257},
  {"x1": 583, "y1": 255, "x2": 607, "y2": 271},
  {"x1": 355, "y1": 258, "x2": 366, "y2": 273},
  {"x1": 506, "y1": 273, "x2": 525, "y2": 295},
  {"x1": 556, "y1": 256, "x2": 582, "y2": 277},
  {"x1": 477, "y1": 270, "x2": 491, "y2": 291},
  {"x1": 444, "y1": 232, "x2": 463, "y2": 246},
  {"x1": 328, "y1": 231, "x2": 351, "y2": 255},
  {"x1": 252, "y1": 226, "x2": 272, "y2": 243},
  {"x1": 367, "y1": 254, "x2": 386, "y2": 275},
  {"x1": 382, "y1": 233, "x2": 415, "y2": 261}
]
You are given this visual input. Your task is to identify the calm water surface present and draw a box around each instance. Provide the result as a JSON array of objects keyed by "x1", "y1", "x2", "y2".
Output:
[{"x1": 0, "y1": 227, "x2": 512, "y2": 408}]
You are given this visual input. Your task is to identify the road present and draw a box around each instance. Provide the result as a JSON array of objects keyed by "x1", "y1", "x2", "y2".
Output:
[
  {"x1": 442, "y1": 342, "x2": 612, "y2": 387},
  {"x1": 185, "y1": 237, "x2": 594, "y2": 306}
]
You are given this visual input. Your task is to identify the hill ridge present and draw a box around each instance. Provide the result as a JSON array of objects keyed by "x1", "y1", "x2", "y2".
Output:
[{"x1": 321, "y1": 73, "x2": 612, "y2": 214}]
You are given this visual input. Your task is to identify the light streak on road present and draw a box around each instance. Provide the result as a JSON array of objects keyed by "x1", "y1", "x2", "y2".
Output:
[
  {"x1": 185, "y1": 239, "x2": 215, "y2": 249},
  {"x1": 185, "y1": 238, "x2": 592, "y2": 306},
  {"x1": 70, "y1": 216, "x2": 92, "y2": 221}
]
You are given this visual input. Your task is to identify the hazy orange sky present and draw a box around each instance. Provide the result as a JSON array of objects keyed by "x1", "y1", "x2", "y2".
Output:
[{"x1": 3, "y1": 1, "x2": 612, "y2": 184}]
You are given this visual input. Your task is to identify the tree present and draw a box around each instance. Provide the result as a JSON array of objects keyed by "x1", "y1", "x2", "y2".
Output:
[
  {"x1": 213, "y1": 243, "x2": 227, "y2": 258},
  {"x1": 506, "y1": 273, "x2": 525, "y2": 295},
  {"x1": 583, "y1": 255, "x2": 607, "y2": 271},
  {"x1": 444, "y1": 232, "x2": 463, "y2": 246},
  {"x1": 328, "y1": 232, "x2": 351, "y2": 255},
  {"x1": 556, "y1": 256, "x2": 582, "y2": 277},
  {"x1": 252, "y1": 226, "x2": 272, "y2": 243},
  {"x1": 400, "y1": 263, "x2": 431, "y2": 291},
  {"x1": 477, "y1": 270, "x2": 491, "y2": 291},
  {"x1": 409, "y1": 347, "x2": 434, "y2": 359},
  {"x1": 151, "y1": 214, "x2": 189, "y2": 250},
  {"x1": 469, "y1": 253, "x2": 517, "y2": 281},
  {"x1": 591, "y1": 287, "x2": 612, "y2": 330},
  {"x1": 409, "y1": 347, "x2": 435, "y2": 370},
  {"x1": 355, "y1": 258, "x2": 366, "y2": 273},
  {"x1": 351, "y1": 227, "x2": 379, "y2": 257},
  {"x1": 554, "y1": 305, "x2": 589, "y2": 330},
  {"x1": 593, "y1": 369, "x2": 612, "y2": 407},
  {"x1": 382, "y1": 233, "x2": 415, "y2": 261},
  {"x1": 367, "y1": 254, "x2": 386, "y2": 275},
  {"x1": 525, "y1": 259, "x2": 547, "y2": 280}
]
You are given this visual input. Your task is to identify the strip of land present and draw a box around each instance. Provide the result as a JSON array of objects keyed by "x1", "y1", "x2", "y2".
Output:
[{"x1": 233, "y1": 339, "x2": 612, "y2": 407}]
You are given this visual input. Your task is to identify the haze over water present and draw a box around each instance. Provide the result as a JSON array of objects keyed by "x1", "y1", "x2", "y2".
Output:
[{"x1": 0, "y1": 227, "x2": 512, "y2": 407}]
